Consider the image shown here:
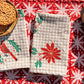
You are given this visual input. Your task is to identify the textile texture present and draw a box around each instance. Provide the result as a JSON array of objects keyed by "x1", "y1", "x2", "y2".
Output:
[
  {"x1": 30, "y1": 12, "x2": 70, "y2": 76},
  {"x1": 0, "y1": 14, "x2": 30, "y2": 70},
  {"x1": 0, "y1": 0, "x2": 84, "y2": 84}
]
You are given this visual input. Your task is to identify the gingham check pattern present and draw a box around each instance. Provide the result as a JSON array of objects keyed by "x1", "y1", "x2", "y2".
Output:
[
  {"x1": 30, "y1": 13, "x2": 71, "y2": 76},
  {"x1": 0, "y1": 15, "x2": 30, "y2": 70}
]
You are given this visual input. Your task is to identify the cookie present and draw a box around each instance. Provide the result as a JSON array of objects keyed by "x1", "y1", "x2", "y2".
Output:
[
  {"x1": 0, "y1": 0, "x2": 6, "y2": 2},
  {"x1": 0, "y1": 25, "x2": 7, "y2": 34},
  {"x1": 0, "y1": 2, "x2": 16, "y2": 25}
]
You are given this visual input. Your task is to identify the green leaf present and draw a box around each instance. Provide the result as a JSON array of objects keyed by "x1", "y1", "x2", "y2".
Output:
[
  {"x1": 18, "y1": 9, "x2": 24, "y2": 17},
  {"x1": 36, "y1": 17, "x2": 40, "y2": 23},
  {"x1": 34, "y1": 28, "x2": 37, "y2": 34},
  {"x1": 35, "y1": 60, "x2": 42, "y2": 68},
  {"x1": 0, "y1": 56, "x2": 4, "y2": 64},
  {"x1": 40, "y1": 16, "x2": 43, "y2": 23},
  {"x1": 31, "y1": 48, "x2": 38, "y2": 55},
  {"x1": 7, "y1": 40, "x2": 21, "y2": 53}
]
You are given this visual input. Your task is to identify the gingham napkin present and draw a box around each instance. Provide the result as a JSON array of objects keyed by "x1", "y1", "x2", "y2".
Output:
[
  {"x1": 0, "y1": 11, "x2": 30, "y2": 70},
  {"x1": 30, "y1": 13, "x2": 70, "y2": 76}
]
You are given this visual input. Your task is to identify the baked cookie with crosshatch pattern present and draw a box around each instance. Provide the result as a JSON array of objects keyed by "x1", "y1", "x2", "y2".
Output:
[{"x1": 0, "y1": 2, "x2": 16, "y2": 25}]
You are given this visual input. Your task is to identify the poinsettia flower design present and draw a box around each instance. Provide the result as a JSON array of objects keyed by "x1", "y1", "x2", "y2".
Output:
[{"x1": 40, "y1": 43, "x2": 61, "y2": 63}]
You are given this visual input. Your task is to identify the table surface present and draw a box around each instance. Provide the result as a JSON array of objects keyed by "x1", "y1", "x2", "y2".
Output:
[{"x1": 0, "y1": 0, "x2": 84, "y2": 84}]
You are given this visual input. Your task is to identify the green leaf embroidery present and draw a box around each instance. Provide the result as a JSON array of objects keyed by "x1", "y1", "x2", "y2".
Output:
[
  {"x1": 34, "y1": 28, "x2": 37, "y2": 34},
  {"x1": 35, "y1": 60, "x2": 42, "y2": 68},
  {"x1": 31, "y1": 48, "x2": 38, "y2": 55},
  {"x1": 36, "y1": 16, "x2": 43, "y2": 23},
  {"x1": 0, "y1": 56, "x2": 4, "y2": 64},
  {"x1": 36, "y1": 17, "x2": 40, "y2": 23},
  {"x1": 7, "y1": 40, "x2": 21, "y2": 53},
  {"x1": 18, "y1": 9, "x2": 24, "y2": 17},
  {"x1": 40, "y1": 16, "x2": 43, "y2": 23}
]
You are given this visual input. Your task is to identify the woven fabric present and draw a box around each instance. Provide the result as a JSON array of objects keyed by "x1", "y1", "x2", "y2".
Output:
[
  {"x1": 15, "y1": 0, "x2": 84, "y2": 2},
  {"x1": 30, "y1": 12, "x2": 70, "y2": 76},
  {"x1": 0, "y1": 14, "x2": 30, "y2": 70}
]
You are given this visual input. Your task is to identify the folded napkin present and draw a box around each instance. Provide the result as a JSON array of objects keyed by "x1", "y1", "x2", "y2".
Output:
[
  {"x1": 0, "y1": 12, "x2": 30, "y2": 70},
  {"x1": 30, "y1": 13, "x2": 70, "y2": 76}
]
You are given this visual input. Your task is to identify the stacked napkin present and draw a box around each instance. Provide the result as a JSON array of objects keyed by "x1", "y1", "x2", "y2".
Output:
[
  {"x1": 30, "y1": 13, "x2": 70, "y2": 76},
  {"x1": 0, "y1": 13, "x2": 30, "y2": 70},
  {"x1": 0, "y1": 11, "x2": 71, "y2": 76}
]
